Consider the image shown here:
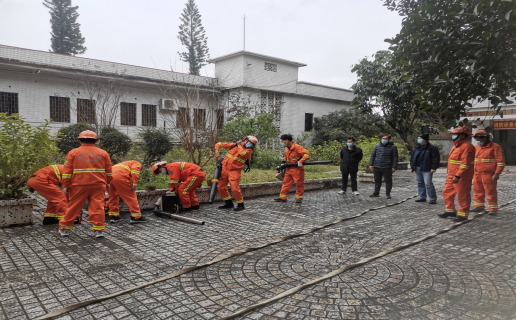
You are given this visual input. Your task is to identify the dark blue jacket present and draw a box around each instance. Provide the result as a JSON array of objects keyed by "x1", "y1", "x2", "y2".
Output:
[
  {"x1": 410, "y1": 143, "x2": 440, "y2": 172},
  {"x1": 369, "y1": 142, "x2": 399, "y2": 169}
]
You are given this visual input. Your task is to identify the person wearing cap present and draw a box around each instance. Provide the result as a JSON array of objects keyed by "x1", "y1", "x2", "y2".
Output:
[
  {"x1": 58, "y1": 130, "x2": 113, "y2": 238},
  {"x1": 410, "y1": 133, "x2": 440, "y2": 204},
  {"x1": 438, "y1": 126, "x2": 476, "y2": 222},
  {"x1": 215, "y1": 136, "x2": 258, "y2": 211},
  {"x1": 471, "y1": 130, "x2": 505, "y2": 214}
]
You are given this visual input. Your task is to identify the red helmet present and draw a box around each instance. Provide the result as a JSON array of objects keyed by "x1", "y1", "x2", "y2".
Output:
[
  {"x1": 473, "y1": 129, "x2": 488, "y2": 138},
  {"x1": 152, "y1": 161, "x2": 167, "y2": 175},
  {"x1": 447, "y1": 126, "x2": 471, "y2": 136},
  {"x1": 244, "y1": 135, "x2": 258, "y2": 146},
  {"x1": 78, "y1": 130, "x2": 98, "y2": 139}
]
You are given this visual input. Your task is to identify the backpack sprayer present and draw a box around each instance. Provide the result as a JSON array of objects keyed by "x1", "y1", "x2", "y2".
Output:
[
  {"x1": 275, "y1": 160, "x2": 333, "y2": 181},
  {"x1": 154, "y1": 191, "x2": 205, "y2": 225}
]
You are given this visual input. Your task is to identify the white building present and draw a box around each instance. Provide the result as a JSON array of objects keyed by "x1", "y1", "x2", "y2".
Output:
[{"x1": 0, "y1": 44, "x2": 353, "y2": 140}]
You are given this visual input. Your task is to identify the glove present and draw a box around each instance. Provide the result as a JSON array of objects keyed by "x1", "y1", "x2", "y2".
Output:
[{"x1": 298, "y1": 161, "x2": 303, "y2": 167}]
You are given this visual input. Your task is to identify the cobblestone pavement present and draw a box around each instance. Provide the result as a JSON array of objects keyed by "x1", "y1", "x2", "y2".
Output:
[{"x1": 0, "y1": 170, "x2": 515, "y2": 320}]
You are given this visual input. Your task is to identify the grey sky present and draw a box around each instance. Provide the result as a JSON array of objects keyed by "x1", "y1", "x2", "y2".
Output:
[{"x1": 0, "y1": 0, "x2": 403, "y2": 89}]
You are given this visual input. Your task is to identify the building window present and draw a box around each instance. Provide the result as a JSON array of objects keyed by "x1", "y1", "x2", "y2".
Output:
[
  {"x1": 305, "y1": 113, "x2": 313, "y2": 132},
  {"x1": 0, "y1": 92, "x2": 19, "y2": 115},
  {"x1": 264, "y1": 62, "x2": 277, "y2": 72},
  {"x1": 142, "y1": 104, "x2": 157, "y2": 127},
  {"x1": 216, "y1": 109, "x2": 224, "y2": 130},
  {"x1": 193, "y1": 109, "x2": 206, "y2": 128},
  {"x1": 77, "y1": 98, "x2": 95, "y2": 124},
  {"x1": 120, "y1": 102, "x2": 137, "y2": 126},
  {"x1": 49, "y1": 96, "x2": 70, "y2": 123},
  {"x1": 176, "y1": 107, "x2": 190, "y2": 128}
]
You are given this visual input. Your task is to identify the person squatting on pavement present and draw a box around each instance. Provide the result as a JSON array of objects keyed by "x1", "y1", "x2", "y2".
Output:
[
  {"x1": 471, "y1": 130, "x2": 506, "y2": 215},
  {"x1": 369, "y1": 134, "x2": 399, "y2": 199},
  {"x1": 410, "y1": 133, "x2": 440, "y2": 204},
  {"x1": 438, "y1": 126, "x2": 476, "y2": 222},
  {"x1": 152, "y1": 161, "x2": 206, "y2": 212},
  {"x1": 59, "y1": 130, "x2": 113, "y2": 238},
  {"x1": 338, "y1": 137, "x2": 363, "y2": 195},
  {"x1": 274, "y1": 134, "x2": 311, "y2": 203},
  {"x1": 27, "y1": 164, "x2": 68, "y2": 225},
  {"x1": 108, "y1": 160, "x2": 147, "y2": 223},
  {"x1": 215, "y1": 136, "x2": 257, "y2": 211}
]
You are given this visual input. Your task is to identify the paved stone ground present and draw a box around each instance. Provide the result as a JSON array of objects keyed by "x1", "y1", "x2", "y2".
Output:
[{"x1": 0, "y1": 169, "x2": 515, "y2": 320}]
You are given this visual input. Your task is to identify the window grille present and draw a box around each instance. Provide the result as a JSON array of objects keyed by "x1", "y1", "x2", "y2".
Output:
[
  {"x1": 260, "y1": 91, "x2": 283, "y2": 122},
  {"x1": 176, "y1": 107, "x2": 190, "y2": 128},
  {"x1": 49, "y1": 96, "x2": 70, "y2": 123},
  {"x1": 216, "y1": 109, "x2": 224, "y2": 129},
  {"x1": 0, "y1": 92, "x2": 19, "y2": 115},
  {"x1": 264, "y1": 62, "x2": 277, "y2": 72},
  {"x1": 77, "y1": 98, "x2": 95, "y2": 124},
  {"x1": 193, "y1": 109, "x2": 206, "y2": 128},
  {"x1": 142, "y1": 104, "x2": 157, "y2": 127},
  {"x1": 120, "y1": 102, "x2": 136, "y2": 126}
]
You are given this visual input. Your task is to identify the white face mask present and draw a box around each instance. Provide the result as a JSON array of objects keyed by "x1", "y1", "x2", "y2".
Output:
[{"x1": 160, "y1": 168, "x2": 167, "y2": 175}]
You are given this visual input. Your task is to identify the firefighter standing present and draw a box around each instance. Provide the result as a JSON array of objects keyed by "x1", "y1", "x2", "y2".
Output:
[
  {"x1": 471, "y1": 130, "x2": 505, "y2": 214},
  {"x1": 27, "y1": 164, "x2": 67, "y2": 225},
  {"x1": 274, "y1": 134, "x2": 311, "y2": 203},
  {"x1": 108, "y1": 160, "x2": 146, "y2": 223},
  {"x1": 152, "y1": 161, "x2": 206, "y2": 212},
  {"x1": 214, "y1": 136, "x2": 258, "y2": 211},
  {"x1": 59, "y1": 130, "x2": 113, "y2": 237},
  {"x1": 438, "y1": 126, "x2": 476, "y2": 222}
]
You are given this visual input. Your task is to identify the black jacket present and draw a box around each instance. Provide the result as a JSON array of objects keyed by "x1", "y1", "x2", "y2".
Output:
[
  {"x1": 369, "y1": 142, "x2": 399, "y2": 169},
  {"x1": 410, "y1": 143, "x2": 440, "y2": 172},
  {"x1": 340, "y1": 146, "x2": 363, "y2": 173}
]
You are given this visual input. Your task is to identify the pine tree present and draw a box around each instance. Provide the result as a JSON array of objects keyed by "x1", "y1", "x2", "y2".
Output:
[
  {"x1": 43, "y1": 0, "x2": 86, "y2": 56},
  {"x1": 177, "y1": 0, "x2": 210, "y2": 75}
]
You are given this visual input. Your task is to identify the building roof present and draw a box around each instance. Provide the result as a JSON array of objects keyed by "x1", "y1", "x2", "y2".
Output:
[
  {"x1": 297, "y1": 81, "x2": 352, "y2": 92},
  {"x1": 208, "y1": 50, "x2": 307, "y2": 67}
]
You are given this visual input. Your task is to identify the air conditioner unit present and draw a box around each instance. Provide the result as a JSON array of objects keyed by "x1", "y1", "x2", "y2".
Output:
[{"x1": 160, "y1": 99, "x2": 176, "y2": 110}]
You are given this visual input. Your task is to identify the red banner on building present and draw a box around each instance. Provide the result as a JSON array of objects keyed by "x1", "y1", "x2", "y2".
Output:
[{"x1": 493, "y1": 120, "x2": 516, "y2": 129}]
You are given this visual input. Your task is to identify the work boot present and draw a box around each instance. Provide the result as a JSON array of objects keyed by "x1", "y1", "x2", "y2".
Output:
[
  {"x1": 191, "y1": 205, "x2": 200, "y2": 210},
  {"x1": 488, "y1": 211, "x2": 497, "y2": 216},
  {"x1": 369, "y1": 194, "x2": 380, "y2": 197},
  {"x1": 130, "y1": 216, "x2": 147, "y2": 224},
  {"x1": 93, "y1": 230, "x2": 105, "y2": 238},
  {"x1": 295, "y1": 199, "x2": 302, "y2": 204},
  {"x1": 438, "y1": 212, "x2": 456, "y2": 218},
  {"x1": 428, "y1": 200, "x2": 437, "y2": 204},
  {"x1": 470, "y1": 207, "x2": 485, "y2": 213},
  {"x1": 179, "y1": 207, "x2": 192, "y2": 213},
  {"x1": 43, "y1": 217, "x2": 59, "y2": 225},
  {"x1": 219, "y1": 200, "x2": 234, "y2": 209},
  {"x1": 59, "y1": 229, "x2": 69, "y2": 237},
  {"x1": 110, "y1": 216, "x2": 121, "y2": 223},
  {"x1": 273, "y1": 198, "x2": 287, "y2": 202},
  {"x1": 452, "y1": 216, "x2": 468, "y2": 223},
  {"x1": 234, "y1": 203, "x2": 245, "y2": 211},
  {"x1": 415, "y1": 199, "x2": 427, "y2": 202}
]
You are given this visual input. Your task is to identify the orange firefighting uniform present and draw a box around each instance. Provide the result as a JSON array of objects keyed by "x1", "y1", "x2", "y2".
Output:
[
  {"x1": 442, "y1": 139, "x2": 476, "y2": 218},
  {"x1": 278, "y1": 143, "x2": 311, "y2": 201},
  {"x1": 167, "y1": 162, "x2": 206, "y2": 209},
  {"x1": 27, "y1": 165, "x2": 68, "y2": 220},
  {"x1": 108, "y1": 161, "x2": 142, "y2": 219},
  {"x1": 215, "y1": 142, "x2": 253, "y2": 204},
  {"x1": 473, "y1": 141, "x2": 505, "y2": 212},
  {"x1": 59, "y1": 144, "x2": 113, "y2": 232}
]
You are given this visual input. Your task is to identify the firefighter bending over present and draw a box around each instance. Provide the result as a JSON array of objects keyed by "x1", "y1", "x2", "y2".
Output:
[
  {"x1": 108, "y1": 160, "x2": 147, "y2": 223},
  {"x1": 214, "y1": 136, "x2": 258, "y2": 211},
  {"x1": 28, "y1": 164, "x2": 68, "y2": 225}
]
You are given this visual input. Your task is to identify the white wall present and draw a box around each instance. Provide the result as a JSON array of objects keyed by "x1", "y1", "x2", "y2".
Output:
[
  {"x1": 242, "y1": 54, "x2": 298, "y2": 93},
  {"x1": 214, "y1": 55, "x2": 244, "y2": 88}
]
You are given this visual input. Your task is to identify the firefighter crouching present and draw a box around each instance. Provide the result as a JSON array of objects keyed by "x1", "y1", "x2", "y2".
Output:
[
  {"x1": 274, "y1": 134, "x2": 311, "y2": 203},
  {"x1": 152, "y1": 161, "x2": 206, "y2": 212},
  {"x1": 471, "y1": 130, "x2": 506, "y2": 215},
  {"x1": 27, "y1": 164, "x2": 68, "y2": 225},
  {"x1": 438, "y1": 126, "x2": 476, "y2": 222},
  {"x1": 59, "y1": 130, "x2": 113, "y2": 238},
  {"x1": 108, "y1": 160, "x2": 147, "y2": 223},
  {"x1": 215, "y1": 136, "x2": 257, "y2": 211}
]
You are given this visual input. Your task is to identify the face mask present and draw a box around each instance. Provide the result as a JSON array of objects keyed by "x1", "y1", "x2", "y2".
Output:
[
  {"x1": 417, "y1": 139, "x2": 423, "y2": 145},
  {"x1": 245, "y1": 142, "x2": 253, "y2": 148},
  {"x1": 451, "y1": 135, "x2": 458, "y2": 141},
  {"x1": 381, "y1": 139, "x2": 388, "y2": 145},
  {"x1": 160, "y1": 168, "x2": 167, "y2": 175},
  {"x1": 476, "y1": 140, "x2": 484, "y2": 146},
  {"x1": 281, "y1": 142, "x2": 286, "y2": 146},
  {"x1": 347, "y1": 143, "x2": 354, "y2": 147}
]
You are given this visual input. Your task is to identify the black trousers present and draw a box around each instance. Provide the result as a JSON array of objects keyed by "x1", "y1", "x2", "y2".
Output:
[
  {"x1": 341, "y1": 171, "x2": 358, "y2": 192},
  {"x1": 373, "y1": 167, "x2": 392, "y2": 195}
]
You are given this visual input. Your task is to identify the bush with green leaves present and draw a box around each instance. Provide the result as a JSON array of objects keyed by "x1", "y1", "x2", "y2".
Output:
[
  {"x1": 309, "y1": 140, "x2": 343, "y2": 165},
  {"x1": 56, "y1": 122, "x2": 95, "y2": 155},
  {"x1": 220, "y1": 113, "x2": 280, "y2": 148},
  {"x1": 0, "y1": 114, "x2": 60, "y2": 199},
  {"x1": 99, "y1": 127, "x2": 133, "y2": 163},
  {"x1": 252, "y1": 147, "x2": 283, "y2": 170},
  {"x1": 138, "y1": 127, "x2": 174, "y2": 165}
]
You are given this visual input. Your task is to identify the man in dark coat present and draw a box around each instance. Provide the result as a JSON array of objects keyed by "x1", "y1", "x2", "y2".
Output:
[
  {"x1": 369, "y1": 134, "x2": 399, "y2": 199},
  {"x1": 410, "y1": 133, "x2": 440, "y2": 204},
  {"x1": 338, "y1": 137, "x2": 363, "y2": 195}
]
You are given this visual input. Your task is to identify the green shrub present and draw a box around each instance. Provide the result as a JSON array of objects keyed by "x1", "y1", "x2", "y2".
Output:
[
  {"x1": 138, "y1": 127, "x2": 174, "y2": 165},
  {"x1": 309, "y1": 140, "x2": 343, "y2": 165},
  {"x1": 0, "y1": 114, "x2": 60, "y2": 199},
  {"x1": 56, "y1": 123, "x2": 95, "y2": 155},
  {"x1": 220, "y1": 113, "x2": 280, "y2": 147},
  {"x1": 252, "y1": 147, "x2": 283, "y2": 170},
  {"x1": 99, "y1": 127, "x2": 132, "y2": 164}
]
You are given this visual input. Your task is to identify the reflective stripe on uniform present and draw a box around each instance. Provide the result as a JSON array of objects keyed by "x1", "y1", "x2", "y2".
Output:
[
  {"x1": 488, "y1": 205, "x2": 499, "y2": 208},
  {"x1": 180, "y1": 162, "x2": 186, "y2": 171},
  {"x1": 449, "y1": 160, "x2": 462, "y2": 164},
  {"x1": 62, "y1": 174, "x2": 72, "y2": 178},
  {"x1": 497, "y1": 163, "x2": 506, "y2": 166},
  {"x1": 222, "y1": 196, "x2": 232, "y2": 201},
  {"x1": 106, "y1": 173, "x2": 113, "y2": 176},
  {"x1": 279, "y1": 194, "x2": 288, "y2": 198},
  {"x1": 108, "y1": 212, "x2": 119, "y2": 216},
  {"x1": 131, "y1": 213, "x2": 141, "y2": 217},
  {"x1": 474, "y1": 202, "x2": 485, "y2": 207},
  {"x1": 44, "y1": 213, "x2": 57, "y2": 218},
  {"x1": 303, "y1": 154, "x2": 310, "y2": 158},
  {"x1": 295, "y1": 195, "x2": 303, "y2": 199},
  {"x1": 474, "y1": 158, "x2": 478, "y2": 162},
  {"x1": 234, "y1": 157, "x2": 246, "y2": 163},
  {"x1": 92, "y1": 225, "x2": 106, "y2": 230},
  {"x1": 481, "y1": 159, "x2": 496, "y2": 162},
  {"x1": 460, "y1": 165, "x2": 469, "y2": 169},
  {"x1": 60, "y1": 224, "x2": 73, "y2": 230},
  {"x1": 170, "y1": 180, "x2": 179, "y2": 183},
  {"x1": 113, "y1": 164, "x2": 131, "y2": 171},
  {"x1": 236, "y1": 199, "x2": 244, "y2": 204},
  {"x1": 183, "y1": 177, "x2": 197, "y2": 194},
  {"x1": 446, "y1": 208, "x2": 456, "y2": 213},
  {"x1": 73, "y1": 168, "x2": 106, "y2": 173},
  {"x1": 457, "y1": 212, "x2": 468, "y2": 218},
  {"x1": 51, "y1": 165, "x2": 61, "y2": 181},
  {"x1": 131, "y1": 170, "x2": 140, "y2": 174}
]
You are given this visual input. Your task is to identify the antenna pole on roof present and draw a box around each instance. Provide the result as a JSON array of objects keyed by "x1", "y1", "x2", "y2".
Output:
[{"x1": 243, "y1": 14, "x2": 246, "y2": 51}]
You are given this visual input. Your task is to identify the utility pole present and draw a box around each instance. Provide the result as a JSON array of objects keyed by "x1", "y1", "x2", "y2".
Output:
[{"x1": 243, "y1": 14, "x2": 246, "y2": 51}]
